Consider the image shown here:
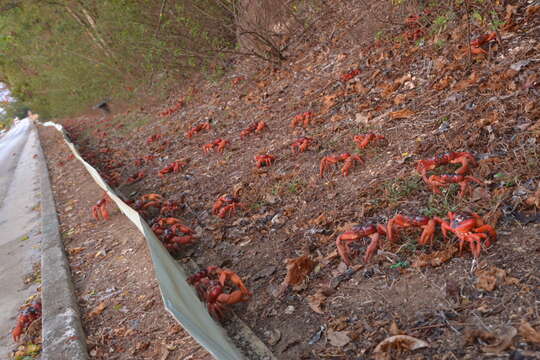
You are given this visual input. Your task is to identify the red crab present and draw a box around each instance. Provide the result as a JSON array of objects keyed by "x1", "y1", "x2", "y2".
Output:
[
  {"x1": 291, "y1": 112, "x2": 315, "y2": 128},
  {"x1": 188, "y1": 266, "x2": 251, "y2": 319},
  {"x1": 92, "y1": 194, "x2": 111, "y2": 221},
  {"x1": 291, "y1": 137, "x2": 314, "y2": 153},
  {"x1": 126, "y1": 171, "x2": 146, "y2": 184},
  {"x1": 336, "y1": 224, "x2": 387, "y2": 265},
  {"x1": 353, "y1": 133, "x2": 385, "y2": 150},
  {"x1": 255, "y1": 155, "x2": 275, "y2": 168},
  {"x1": 470, "y1": 32, "x2": 497, "y2": 55},
  {"x1": 203, "y1": 139, "x2": 230, "y2": 154},
  {"x1": 12, "y1": 300, "x2": 42, "y2": 342},
  {"x1": 386, "y1": 214, "x2": 440, "y2": 246},
  {"x1": 240, "y1": 121, "x2": 267, "y2": 138},
  {"x1": 146, "y1": 134, "x2": 161, "y2": 144},
  {"x1": 212, "y1": 194, "x2": 245, "y2": 218},
  {"x1": 133, "y1": 193, "x2": 165, "y2": 217},
  {"x1": 186, "y1": 122, "x2": 211, "y2": 138},
  {"x1": 320, "y1": 153, "x2": 364, "y2": 177},
  {"x1": 151, "y1": 217, "x2": 195, "y2": 252},
  {"x1": 439, "y1": 212, "x2": 497, "y2": 257},
  {"x1": 159, "y1": 160, "x2": 187, "y2": 177},
  {"x1": 426, "y1": 174, "x2": 484, "y2": 197},
  {"x1": 159, "y1": 98, "x2": 184, "y2": 117},
  {"x1": 340, "y1": 69, "x2": 361, "y2": 82},
  {"x1": 416, "y1": 151, "x2": 477, "y2": 181}
]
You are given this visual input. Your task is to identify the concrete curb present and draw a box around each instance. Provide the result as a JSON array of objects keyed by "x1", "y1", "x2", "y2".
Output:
[{"x1": 35, "y1": 123, "x2": 88, "y2": 360}]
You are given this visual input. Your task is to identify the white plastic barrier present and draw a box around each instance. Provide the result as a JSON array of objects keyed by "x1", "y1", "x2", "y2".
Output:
[{"x1": 42, "y1": 122, "x2": 247, "y2": 360}]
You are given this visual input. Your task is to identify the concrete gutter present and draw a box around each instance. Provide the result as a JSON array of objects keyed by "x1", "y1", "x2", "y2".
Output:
[{"x1": 35, "y1": 121, "x2": 88, "y2": 360}]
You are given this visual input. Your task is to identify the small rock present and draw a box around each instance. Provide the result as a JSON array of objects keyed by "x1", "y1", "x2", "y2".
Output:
[
  {"x1": 265, "y1": 329, "x2": 281, "y2": 345},
  {"x1": 271, "y1": 214, "x2": 287, "y2": 228},
  {"x1": 284, "y1": 305, "x2": 295, "y2": 314},
  {"x1": 265, "y1": 194, "x2": 279, "y2": 204}
]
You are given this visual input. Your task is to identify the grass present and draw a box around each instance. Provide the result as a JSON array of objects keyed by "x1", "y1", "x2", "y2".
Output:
[
  {"x1": 421, "y1": 189, "x2": 459, "y2": 217},
  {"x1": 384, "y1": 175, "x2": 422, "y2": 204}
]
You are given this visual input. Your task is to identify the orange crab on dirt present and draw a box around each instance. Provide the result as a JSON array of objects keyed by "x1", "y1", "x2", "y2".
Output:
[
  {"x1": 426, "y1": 174, "x2": 484, "y2": 197},
  {"x1": 470, "y1": 32, "x2": 497, "y2": 55},
  {"x1": 320, "y1": 153, "x2": 364, "y2": 177},
  {"x1": 255, "y1": 154, "x2": 275, "y2": 168},
  {"x1": 386, "y1": 214, "x2": 440, "y2": 246},
  {"x1": 212, "y1": 194, "x2": 245, "y2": 218},
  {"x1": 92, "y1": 193, "x2": 111, "y2": 221},
  {"x1": 438, "y1": 212, "x2": 497, "y2": 257},
  {"x1": 416, "y1": 151, "x2": 477, "y2": 181},
  {"x1": 340, "y1": 69, "x2": 361, "y2": 82},
  {"x1": 188, "y1": 266, "x2": 251, "y2": 319},
  {"x1": 158, "y1": 160, "x2": 188, "y2": 177},
  {"x1": 290, "y1": 137, "x2": 314, "y2": 153},
  {"x1": 336, "y1": 224, "x2": 387, "y2": 265},
  {"x1": 185, "y1": 122, "x2": 211, "y2": 138},
  {"x1": 353, "y1": 133, "x2": 385, "y2": 149},
  {"x1": 12, "y1": 300, "x2": 42, "y2": 342},
  {"x1": 240, "y1": 121, "x2": 267, "y2": 138},
  {"x1": 291, "y1": 112, "x2": 315, "y2": 128},
  {"x1": 203, "y1": 138, "x2": 230, "y2": 154}
]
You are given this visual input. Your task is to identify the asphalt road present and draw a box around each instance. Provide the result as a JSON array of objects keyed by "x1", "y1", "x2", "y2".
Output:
[{"x1": 0, "y1": 119, "x2": 43, "y2": 357}]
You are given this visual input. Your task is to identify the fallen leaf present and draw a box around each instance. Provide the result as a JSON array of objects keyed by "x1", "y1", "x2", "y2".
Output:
[
  {"x1": 482, "y1": 327, "x2": 517, "y2": 354},
  {"x1": 282, "y1": 255, "x2": 316, "y2": 288},
  {"x1": 307, "y1": 290, "x2": 327, "y2": 314},
  {"x1": 475, "y1": 266, "x2": 509, "y2": 291},
  {"x1": 373, "y1": 335, "x2": 429, "y2": 359},
  {"x1": 389, "y1": 109, "x2": 414, "y2": 120},
  {"x1": 464, "y1": 328, "x2": 497, "y2": 345},
  {"x1": 88, "y1": 302, "x2": 106, "y2": 317},
  {"x1": 433, "y1": 75, "x2": 452, "y2": 91},
  {"x1": 389, "y1": 321, "x2": 403, "y2": 336},
  {"x1": 412, "y1": 246, "x2": 458, "y2": 268},
  {"x1": 327, "y1": 329, "x2": 351, "y2": 347},
  {"x1": 68, "y1": 247, "x2": 86, "y2": 255},
  {"x1": 519, "y1": 321, "x2": 540, "y2": 344}
]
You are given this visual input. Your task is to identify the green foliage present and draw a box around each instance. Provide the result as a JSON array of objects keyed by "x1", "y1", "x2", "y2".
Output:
[
  {"x1": 384, "y1": 175, "x2": 422, "y2": 203},
  {"x1": 0, "y1": 1, "x2": 235, "y2": 118}
]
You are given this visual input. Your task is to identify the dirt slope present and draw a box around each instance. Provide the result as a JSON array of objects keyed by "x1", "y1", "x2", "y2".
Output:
[{"x1": 53, "y1": 1, "x2": 539, "y2": 359}]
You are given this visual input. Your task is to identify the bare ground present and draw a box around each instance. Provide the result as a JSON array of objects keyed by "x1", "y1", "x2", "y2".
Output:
[
  {"x1": 48, "y1": 0, "x2": 540, "y2": 359},
  {"x1": 37, "y1": 126, "x2": 211, "y2": 360}
]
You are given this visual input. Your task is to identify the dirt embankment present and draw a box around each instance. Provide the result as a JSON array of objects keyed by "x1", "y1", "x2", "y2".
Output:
[
  {"x1": 38, "y1": 126, "x2": 211, "y2": 360},
  {"x1": 51, "y1": 0, "x2": 540, "y2": 359}
]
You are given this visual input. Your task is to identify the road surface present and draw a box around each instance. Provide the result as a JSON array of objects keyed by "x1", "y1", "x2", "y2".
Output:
[{"x1": 0, "y1": 119, "x2": 43, "y2": 357}]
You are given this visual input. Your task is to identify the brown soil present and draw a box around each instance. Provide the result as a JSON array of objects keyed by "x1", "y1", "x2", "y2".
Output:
[
  {"x1": 47, "y1": 0, "x2": 540, "y2": 359},
  {"x1": 37, "y1": 126, "x2": 211, "y2": 360}
]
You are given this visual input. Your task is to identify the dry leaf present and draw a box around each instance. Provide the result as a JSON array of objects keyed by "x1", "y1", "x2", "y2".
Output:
[
  {"x1": 393, "y1": 94, "x2": 408, "y2": 105},
  {"x1": 389, "y1": 321, "x2": 403, "y2": 336},
  {"x1": 482, "y1": 327, "x2": 517, "y2": 354},
  {"x1": 433, "y1": 75, "x2": 452, "y2": 91},
  {"x1": 309, "y1": 213, "x2": 327, "y2": 226},
  {"x1": 412, "y1": 246, "x2": 458, "y2": 268},
  {"x1": 321, "y1": 93, "x2": 340, "y2": 113},
  {"x1": 464, "y1": 329, "x2": 497, "y2": 345},
  {"x1": 373, "y1": 335, "x2": 429, "y2": 359},
  {"x1": 475, "y1": 266, "x2": 510, "y2": 291},
  {"x1": 389, "y1": 109, "x2": 414, "y2": 120},
  {"x1": 519, "y1": 321, "x2": 540, "y2": 344},
  {"x1": 68, "y1": 247, "x2": 86, "y2": 255},
  {"x1": 327, "y1": 329, "x2": 351, "y2": 347},
  {"x1": 282, "y1": 255, "x2": 316, "y2": 287},
  {"x1": 307, "y1": 290, "x2": 327, "y2": 314},
  {"x1": 88, "y1": 302, "x2": 106, "y2": 317}
]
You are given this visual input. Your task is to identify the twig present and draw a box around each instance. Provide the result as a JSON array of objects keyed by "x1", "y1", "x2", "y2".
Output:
[
  {"x1": 464, "y1": 0, "x2": 472, "y2": 67},
  {"x1": 154, "y1": 0, "x2": 167, "y2": 38}
]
